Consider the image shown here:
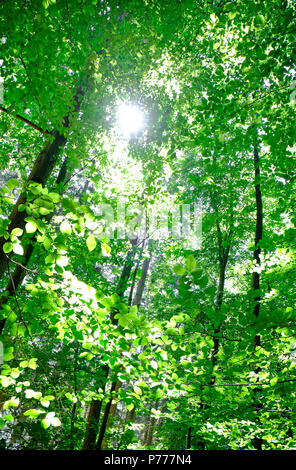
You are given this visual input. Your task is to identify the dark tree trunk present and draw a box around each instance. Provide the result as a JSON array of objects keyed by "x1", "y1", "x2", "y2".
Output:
[
  {"x1": 0, "y1": 152, "x2": 79, "y2": 335},
  {"x1": 82, "y1": 399, "x2": 104, "y2": 450},
  {"x1": 95, "y1": 242, "x2": 152, "y2": 450},
  {"x1": 186, "y1": 426, "x2": 192, "y2": 449},
  {"x1": 82, "y1": 239, "x2": 139, "y2": 450},
  {"x1": 252, "y1": 145, "x2": 264, "y2": 450},
  {"x1": 0, "y1": 85, "x2": 85, "y2": 281}
]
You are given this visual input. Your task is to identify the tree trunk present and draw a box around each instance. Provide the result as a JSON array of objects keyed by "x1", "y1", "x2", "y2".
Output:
[
  {"x1": 0, "y1": 152, "x2": 77, "y2": 335},
  {"x1": 252, "y1": 144, "x2": 263, "y2": 450},
  {"x1": 0, "y1": 85, "x2": 85, "y2": 281},
  {"x1": 82, "y1": 238, "x2": 139, "y2": 450},
  {"x1": 95, "y1": 242, "x2": 152, "y2": 450},
  {"x1": 197, "y1": 211, "x2": 233, "y2": 448},
  {"x1": 82, "y1": 399, "x2": 104, "y2": 450},
  {"x1": 186, "y1": 426, "x2": 192, "y2": 450},
  {"x1": 97, "y1": 380, "x2": 121, "y2": 450},
  {"x1": 132, "y1": 249, "x2": 152, "y2": 308}
]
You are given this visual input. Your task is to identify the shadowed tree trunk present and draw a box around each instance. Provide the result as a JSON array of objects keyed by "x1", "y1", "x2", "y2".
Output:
[
  {"x1": 186, "y1": 426, "x2": 192, "y2": 450},
  {"x1": 0, "y1": 144, "x2": 88, "y2": 336},
  {"x1": 252, "y1": 144, "x2": 264, "y2": 450},
  {"x1": 96, "y1": 243, "x2": 153, "y2": 450},
  {"x1": 143, "y1": 401, "x2": 158, "y2": 447},
  {"x1": 197, "y1": 205, "x2": 233, "y2": 449},
  {"x1": 0, "y1": 84, "x2": 85, "y2": 281},
  {"x1": 82, "y1": 238, "x2": 139, "y2": 450},
  {"x1": 0, "y1": 62, "x2": 94, "y2": 336}
]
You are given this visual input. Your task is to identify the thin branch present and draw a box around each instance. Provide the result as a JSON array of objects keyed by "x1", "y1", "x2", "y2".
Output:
[
  {"x1": 0, "y1": 105, "x2": 50, "y2": 135},
  {"x1": 5, "y1": 255, "x2": 39, "y2": 275}
]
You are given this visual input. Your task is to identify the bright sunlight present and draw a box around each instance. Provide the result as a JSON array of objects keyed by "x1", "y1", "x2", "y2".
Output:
[{"x1": 116, "y1": 103, "x2": 144, "y2": 137}]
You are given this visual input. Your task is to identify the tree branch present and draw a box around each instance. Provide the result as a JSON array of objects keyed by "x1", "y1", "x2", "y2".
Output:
[{"x1": 0, "y1": 105, "x2": 50, "y2": 135}]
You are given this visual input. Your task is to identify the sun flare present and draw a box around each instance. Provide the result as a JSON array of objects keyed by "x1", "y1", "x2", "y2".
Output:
[{"x1": 117, "y1": 103, "x2": 144, "y2": 136}]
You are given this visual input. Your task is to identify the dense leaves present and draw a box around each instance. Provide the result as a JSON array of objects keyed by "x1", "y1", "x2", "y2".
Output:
[{"x1": 0, "y1": 0, "x2": 295, "y2": 451}]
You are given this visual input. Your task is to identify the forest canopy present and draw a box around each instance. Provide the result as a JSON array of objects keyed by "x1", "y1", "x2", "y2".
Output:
[{"x1": 0, "y1": 0, "x2": 296, "y2": 451}]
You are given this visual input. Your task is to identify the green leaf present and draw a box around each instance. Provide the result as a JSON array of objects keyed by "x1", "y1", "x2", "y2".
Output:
[
  {"x1": 185, "y1": 255, "x2": 196, "y2": 272},
  {"x1": 0, "y1": 376, "x2": 13, "y2": 387},
  {"x1": 130, "y1": 305, "x2": 138, "y2": 315},
  {"x1": 60, "y1": 220, "x2": 72, "y2": 235},
  {"x1": 118, "y1": 315, "x2": 129, "y2": 328},
  {"x1": 6, "y1": 178, "x2": 19, "y2": 191},
  {"x1": 40, "y1": 399, "x2": 50, "y2": 408},
  {"x1": 24, "y1": 409, "x2": 43, "y2": 419},
  {"x1": 4, "y1": 414, "x2": 14, "y2": 422},
  {"x1": 254, "y1": 14, "x2": 266, "y2": 28},
  {"x1": 45, "y1": 253, "x2": 55, "y2": 264},
  {"x1": 6, "y1": 312, "x2": 17, "y2": 324},
  {"x1": 101, "y1": 243, "x2": 111, "y2": 256},
  {"x1": 56, "y1": 255, "x2": 68, "y2": 267},
  {"x1": 28, "y1": 358, "x2": 38, "y2": 370},
  {"x1": 18, "y1": 204, "x2": 26, "y2": 212},
  {"x1": 133, "y1": 385, "x2": 142, "y2": 395},
  {"x1": 3, "y1": 397, "x2": 19, "y2": 409},
  {"x1": 25, "y1": 221, "x2": 37, "y2": 233},
  {"x1": 11, "y1": 228, "x2": 23, "y2": 237},
  {"x1": 3, "y1": 346, "x2": 14, "y2": 362},
  {"x1": 270, "y1": 377, "x2": 278, "y2": 386},
  {"x1": 12, "y1": 243, "x2": 24, "y2": 256},
  {"x1": 43, "y1": 237, "x2": 51, "y2": 250},
  {"x1": 151, "y1": 360, "x2": 158, "y2": 370},
  {"x1": 3, "y1": 242, "x2": 13, "y2": 254},
  {"x1": 86, "y1": 235, "x2": 97, "y2": 252},
  {"x1": 173, "y1": 264, "x2": 186, "y2": 275},
  {"x1": 41, "y1": 412, "x2": 61, "y2": 428}
]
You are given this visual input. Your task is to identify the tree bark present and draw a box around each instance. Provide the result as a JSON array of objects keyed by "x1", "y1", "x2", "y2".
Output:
[
  {"x1": 0, "y1": 153, "x2": 75, "y2": 335},
  {"x1": 186, "y1": 426, "x2": 192, "y2": 450},
  {"x1": 82, "y1": 398, "x2": 104, "y2": 450},
  {"x1": 252, "y1": 145, "x2": 263, "y2": 450},
  {"x1": 82, "y1": 238, "x2": 139, "y2": 450},
  {"x1": 197, "y1": 210, "x2": 233, "y2": 449},
  {"x1": 95, "y1": 242, "x2": 152, "y2": 450},
  {"x1": 0, "y1": 85, "x2": 85, "y2": 281}
]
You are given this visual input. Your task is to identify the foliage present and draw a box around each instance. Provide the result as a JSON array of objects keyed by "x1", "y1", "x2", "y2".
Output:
[{"x1": 0, "y1": 0, "x2": 295, "y2": 451}]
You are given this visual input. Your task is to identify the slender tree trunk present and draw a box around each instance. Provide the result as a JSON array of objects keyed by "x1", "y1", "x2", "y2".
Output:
[
  {"x1": 82, "y1": 399, "x2": 104, "y2": 450},
  {"x1": 82, "y1": 238, "x2": 139, "y2": 450},
  {"x1": 186, "y1": 426, "x2": 192, "y2": 450},
  {"x1": 143, "y1": 401, "x2": 158, "y2": 447},
  {"x1": 197, "y1": 211, "x2": 233, "y2": 449},
  {"x1": 211, "y1": 232, "x2": 231, "y2": 374},
  {"x1": 142, "y1": 402, "x2": 153, "y2": 446},
  {"x1": 0, "y1": 75, "x2": 90, "y2": 337},
  {"x1": 252, "y1": 144, "x2": 263, "y2": 450},
  {"x1": 128, "y1": 240, "x2": 145, "y2": 305},
  {"x1": 252, "y1": 146, "x2": 263, "y2": 324},
  {"x1": 97, "y1": 380, "x2": 121, "y2": 450},
  {"x1": 95, "y1": 243, "x2": 152, "y2": 450},
  {"x1": 132, "y1": 249, "x2": 152, "y2": 308}
]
